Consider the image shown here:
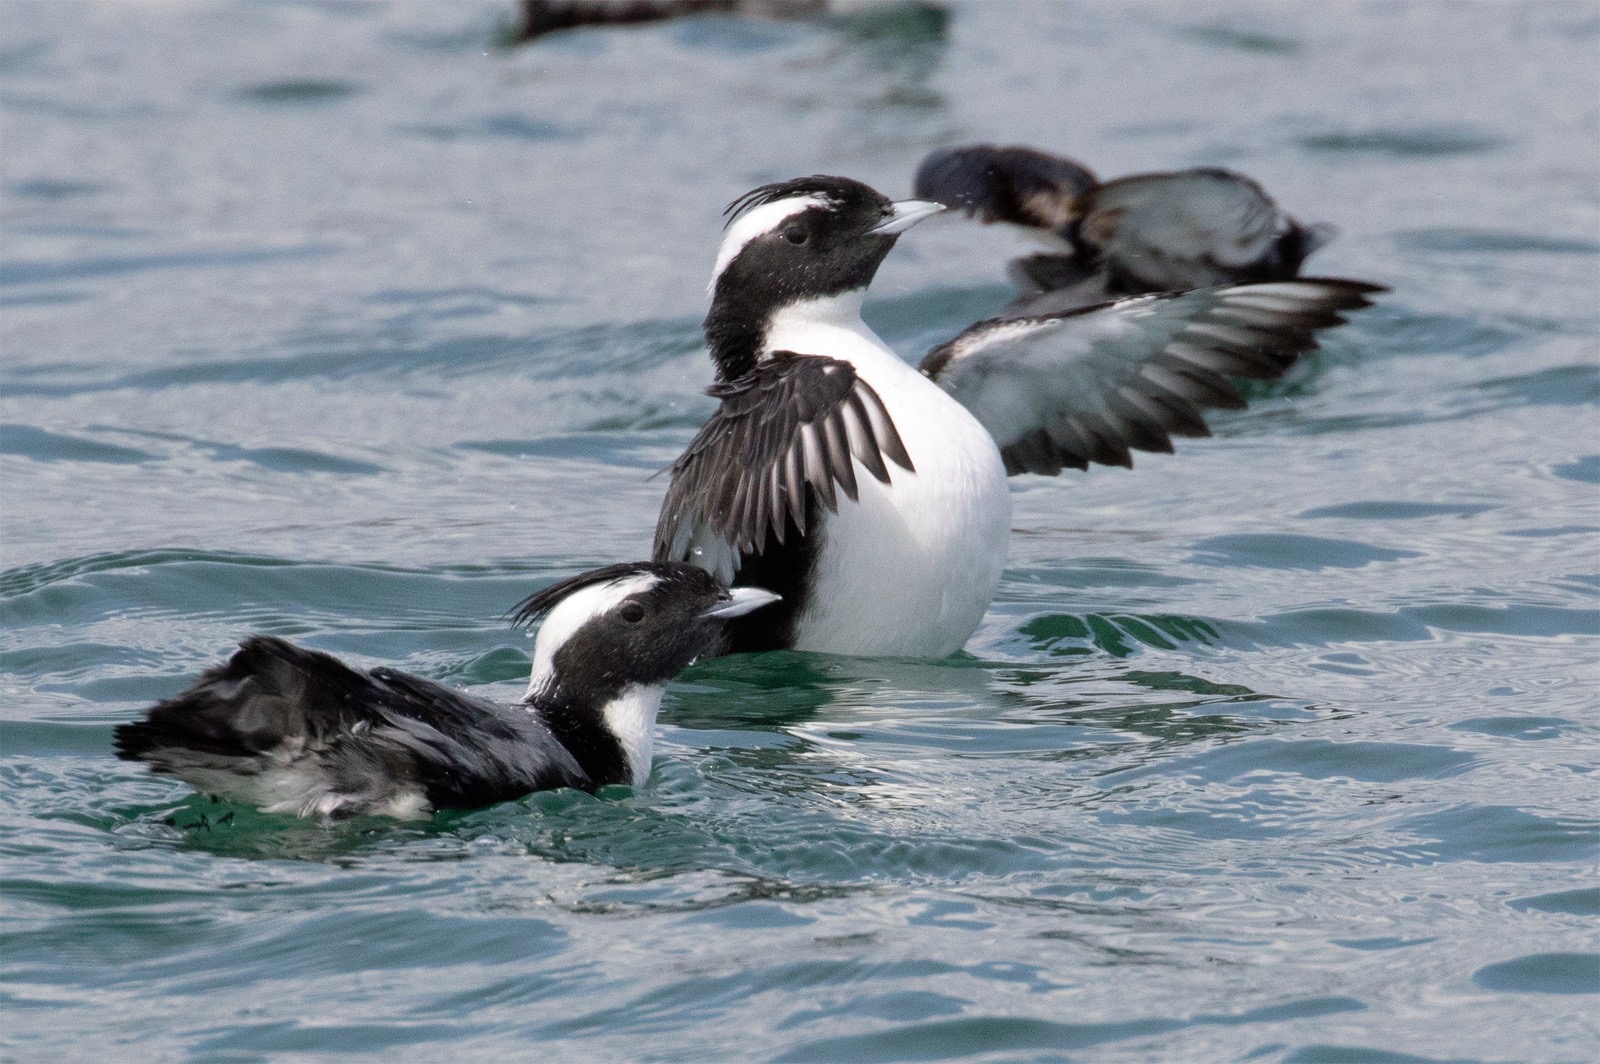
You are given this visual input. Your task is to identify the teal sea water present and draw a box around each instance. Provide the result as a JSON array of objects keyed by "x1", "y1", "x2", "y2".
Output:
[{"x1": 3, "y1": 2, "x2": 1597, "y2": 1060}]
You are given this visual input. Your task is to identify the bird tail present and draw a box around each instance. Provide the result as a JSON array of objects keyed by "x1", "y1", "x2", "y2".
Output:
[
  {"x1": 115, "y1": 636, "x2": 369, "y2": 760},
  {"x1": 114, "y1": 636, "x2": 387, "y2": 815}
]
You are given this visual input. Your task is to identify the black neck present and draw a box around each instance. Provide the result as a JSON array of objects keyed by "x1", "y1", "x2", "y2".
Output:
[
  {"x1": 530, "y1": 689, "x2": 630, "y2": 790},
  {"x1": 705, "y1": 233, "x2": 894, "y2": 382},
  {"x1": 703, "y1": 298, "x2": 767, "y2": 382}
]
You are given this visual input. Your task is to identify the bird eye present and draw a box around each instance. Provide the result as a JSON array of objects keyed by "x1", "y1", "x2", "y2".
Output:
[
  {"x1": 783, "y1": 225, "x2": 808, "y2": 245},
  {"x1": 619, "y1": 601, "x2": 646, "y2": 624}
]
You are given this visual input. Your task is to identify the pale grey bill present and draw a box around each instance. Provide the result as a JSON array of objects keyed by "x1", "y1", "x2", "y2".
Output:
[
  {"x1": 868, "y1": 199, "x2": 946, "y2": 236},
  {"x1": 701, "y1": 587, "x2": 782, "y2": 618}
]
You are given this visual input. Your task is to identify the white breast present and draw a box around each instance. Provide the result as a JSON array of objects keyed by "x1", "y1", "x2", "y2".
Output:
[{"x1": 764, "y1": 300, "x2": 1012, "y2": 657}]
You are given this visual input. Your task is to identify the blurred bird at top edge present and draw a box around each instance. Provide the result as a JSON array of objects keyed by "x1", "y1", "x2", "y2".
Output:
[{"x1": 511, "y1": 0, "x2": 945, "y2": 43}]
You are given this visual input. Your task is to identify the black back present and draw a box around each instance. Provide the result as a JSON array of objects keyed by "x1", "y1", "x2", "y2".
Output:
[{"x1": 114, "y1": 636, "x2": 597, "y2": 812}]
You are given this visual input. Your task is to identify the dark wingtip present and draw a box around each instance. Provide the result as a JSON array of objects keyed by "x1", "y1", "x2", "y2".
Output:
[
  {"x1": 112, "y1": 720, "x2": 154, "y2": 761},
  {"x1": 1291, "y1": 277, "x2": 1391, "y2": 300}
]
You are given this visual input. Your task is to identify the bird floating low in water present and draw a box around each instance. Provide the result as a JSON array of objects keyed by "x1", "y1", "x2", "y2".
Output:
[{"x1": 115, "y1": 562, "x2": 778, "y2": 819}]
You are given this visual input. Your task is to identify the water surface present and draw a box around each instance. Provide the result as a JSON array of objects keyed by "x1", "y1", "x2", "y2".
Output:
[{"x1": 3, "y1": 2, "x2": 1597, "y2": 1061}]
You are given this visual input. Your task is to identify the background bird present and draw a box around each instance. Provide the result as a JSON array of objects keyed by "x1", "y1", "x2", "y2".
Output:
[
  {"x1": 509, "y1": 0, "x2": 943, "y2": 42},
  {"x1": 914, "y1": 143, "x2": 1338, "y2": 316}
]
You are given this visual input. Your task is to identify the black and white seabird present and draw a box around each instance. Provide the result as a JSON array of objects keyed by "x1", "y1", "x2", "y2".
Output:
[
  {"x1": 913, "y1": 144, "x2": 1338, "y2": 315},
  {"x1": 113, "y1": 562, "x2": 778, "y2": 819},
  {"x1": 652, "y1": 175, "x2": 1382, "y2": 658}
]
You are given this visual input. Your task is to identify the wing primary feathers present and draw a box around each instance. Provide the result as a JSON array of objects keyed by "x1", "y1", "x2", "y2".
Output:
[
  {"x1": 764, "y1": 463, "x2": 784, "y2": 545},
  {"x1": 799, "y1": 422, "x2": 836, "y2": 512},
  {"x1": 1071, "y1": 413, "x2": 1134, "y2": 468},
  {"x1": 1102, "y1": 393, "x2": 1176, "y2": 453},
  {"x1": 861, "y1": 387, "x2": 914, "y2": 472},
  {"x1": 1115, "y1": 385, "x2": 1202, "y2": 441},
  {"x1": 1154, "y1": 358, "x2": 1248, "y2": 409},
  {"x1": 727, "y1": 472, "x2": 752, "y2": 550},
  {"x1": 752, "y1": 467, "x2": 771, "y2": 549},
  {"x1": 823, "y1": 415, "x2": 858, "y2": 502},
  {"x1": 784, "y1": 445, "x2": 808, "y2": 534},
  {"x1": 843, "y1": 396, "x2": 890, "y2": 482},
  {"x1": 921, "y1": 277, "x2": 1385, "y2": 477}
]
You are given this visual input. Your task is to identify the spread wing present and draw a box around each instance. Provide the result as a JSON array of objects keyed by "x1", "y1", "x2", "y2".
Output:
[
  {"x1": 653, "y1": 352, "x2": 914, "y2": 582},
  {"x1": 1080, "y1": 169, "x2": 1331, "y2": 292},
  {"x1": 919, "y1": 278, "x2": 1385, "y2": 477}
]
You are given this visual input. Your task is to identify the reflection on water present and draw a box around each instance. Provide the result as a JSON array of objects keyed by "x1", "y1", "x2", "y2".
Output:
[{"x1": 1018, "y1": 610, "x2": 1225, "y2": 657}]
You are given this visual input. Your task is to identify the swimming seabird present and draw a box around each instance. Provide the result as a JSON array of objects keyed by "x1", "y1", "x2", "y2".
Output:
[{"x1": 114, "y1": 562, "x2": 778, "y2": 818}]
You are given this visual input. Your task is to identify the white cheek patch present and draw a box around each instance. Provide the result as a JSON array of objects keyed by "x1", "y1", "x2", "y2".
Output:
[
  {"x1": 527, "y1": 573, "x2": 660, "y2": 697},
  {"x1": 709, "y1": 194, "x2": 830, "y2": 294}
]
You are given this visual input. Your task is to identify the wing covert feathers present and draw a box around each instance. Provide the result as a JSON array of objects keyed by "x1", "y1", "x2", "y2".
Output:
[{"x1": 653, "y1": 353, "x2": 914, "y2": 566}]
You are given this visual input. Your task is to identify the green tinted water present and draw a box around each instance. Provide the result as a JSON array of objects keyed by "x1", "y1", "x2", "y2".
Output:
[{"x1": 3, "y1": 2, "x2": 1597, "y2": 1060}]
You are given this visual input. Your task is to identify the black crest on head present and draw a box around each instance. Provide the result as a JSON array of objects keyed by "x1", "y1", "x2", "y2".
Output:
[
  {"x1": 510, "y1": 562, "x2": 738, "y2": 716},
  {"x1": 508, "y1": 561, "x2": 666, "y2": 628},
  {"x1": 723, "y1": 175, "x2": 874, "y2": 226}
]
